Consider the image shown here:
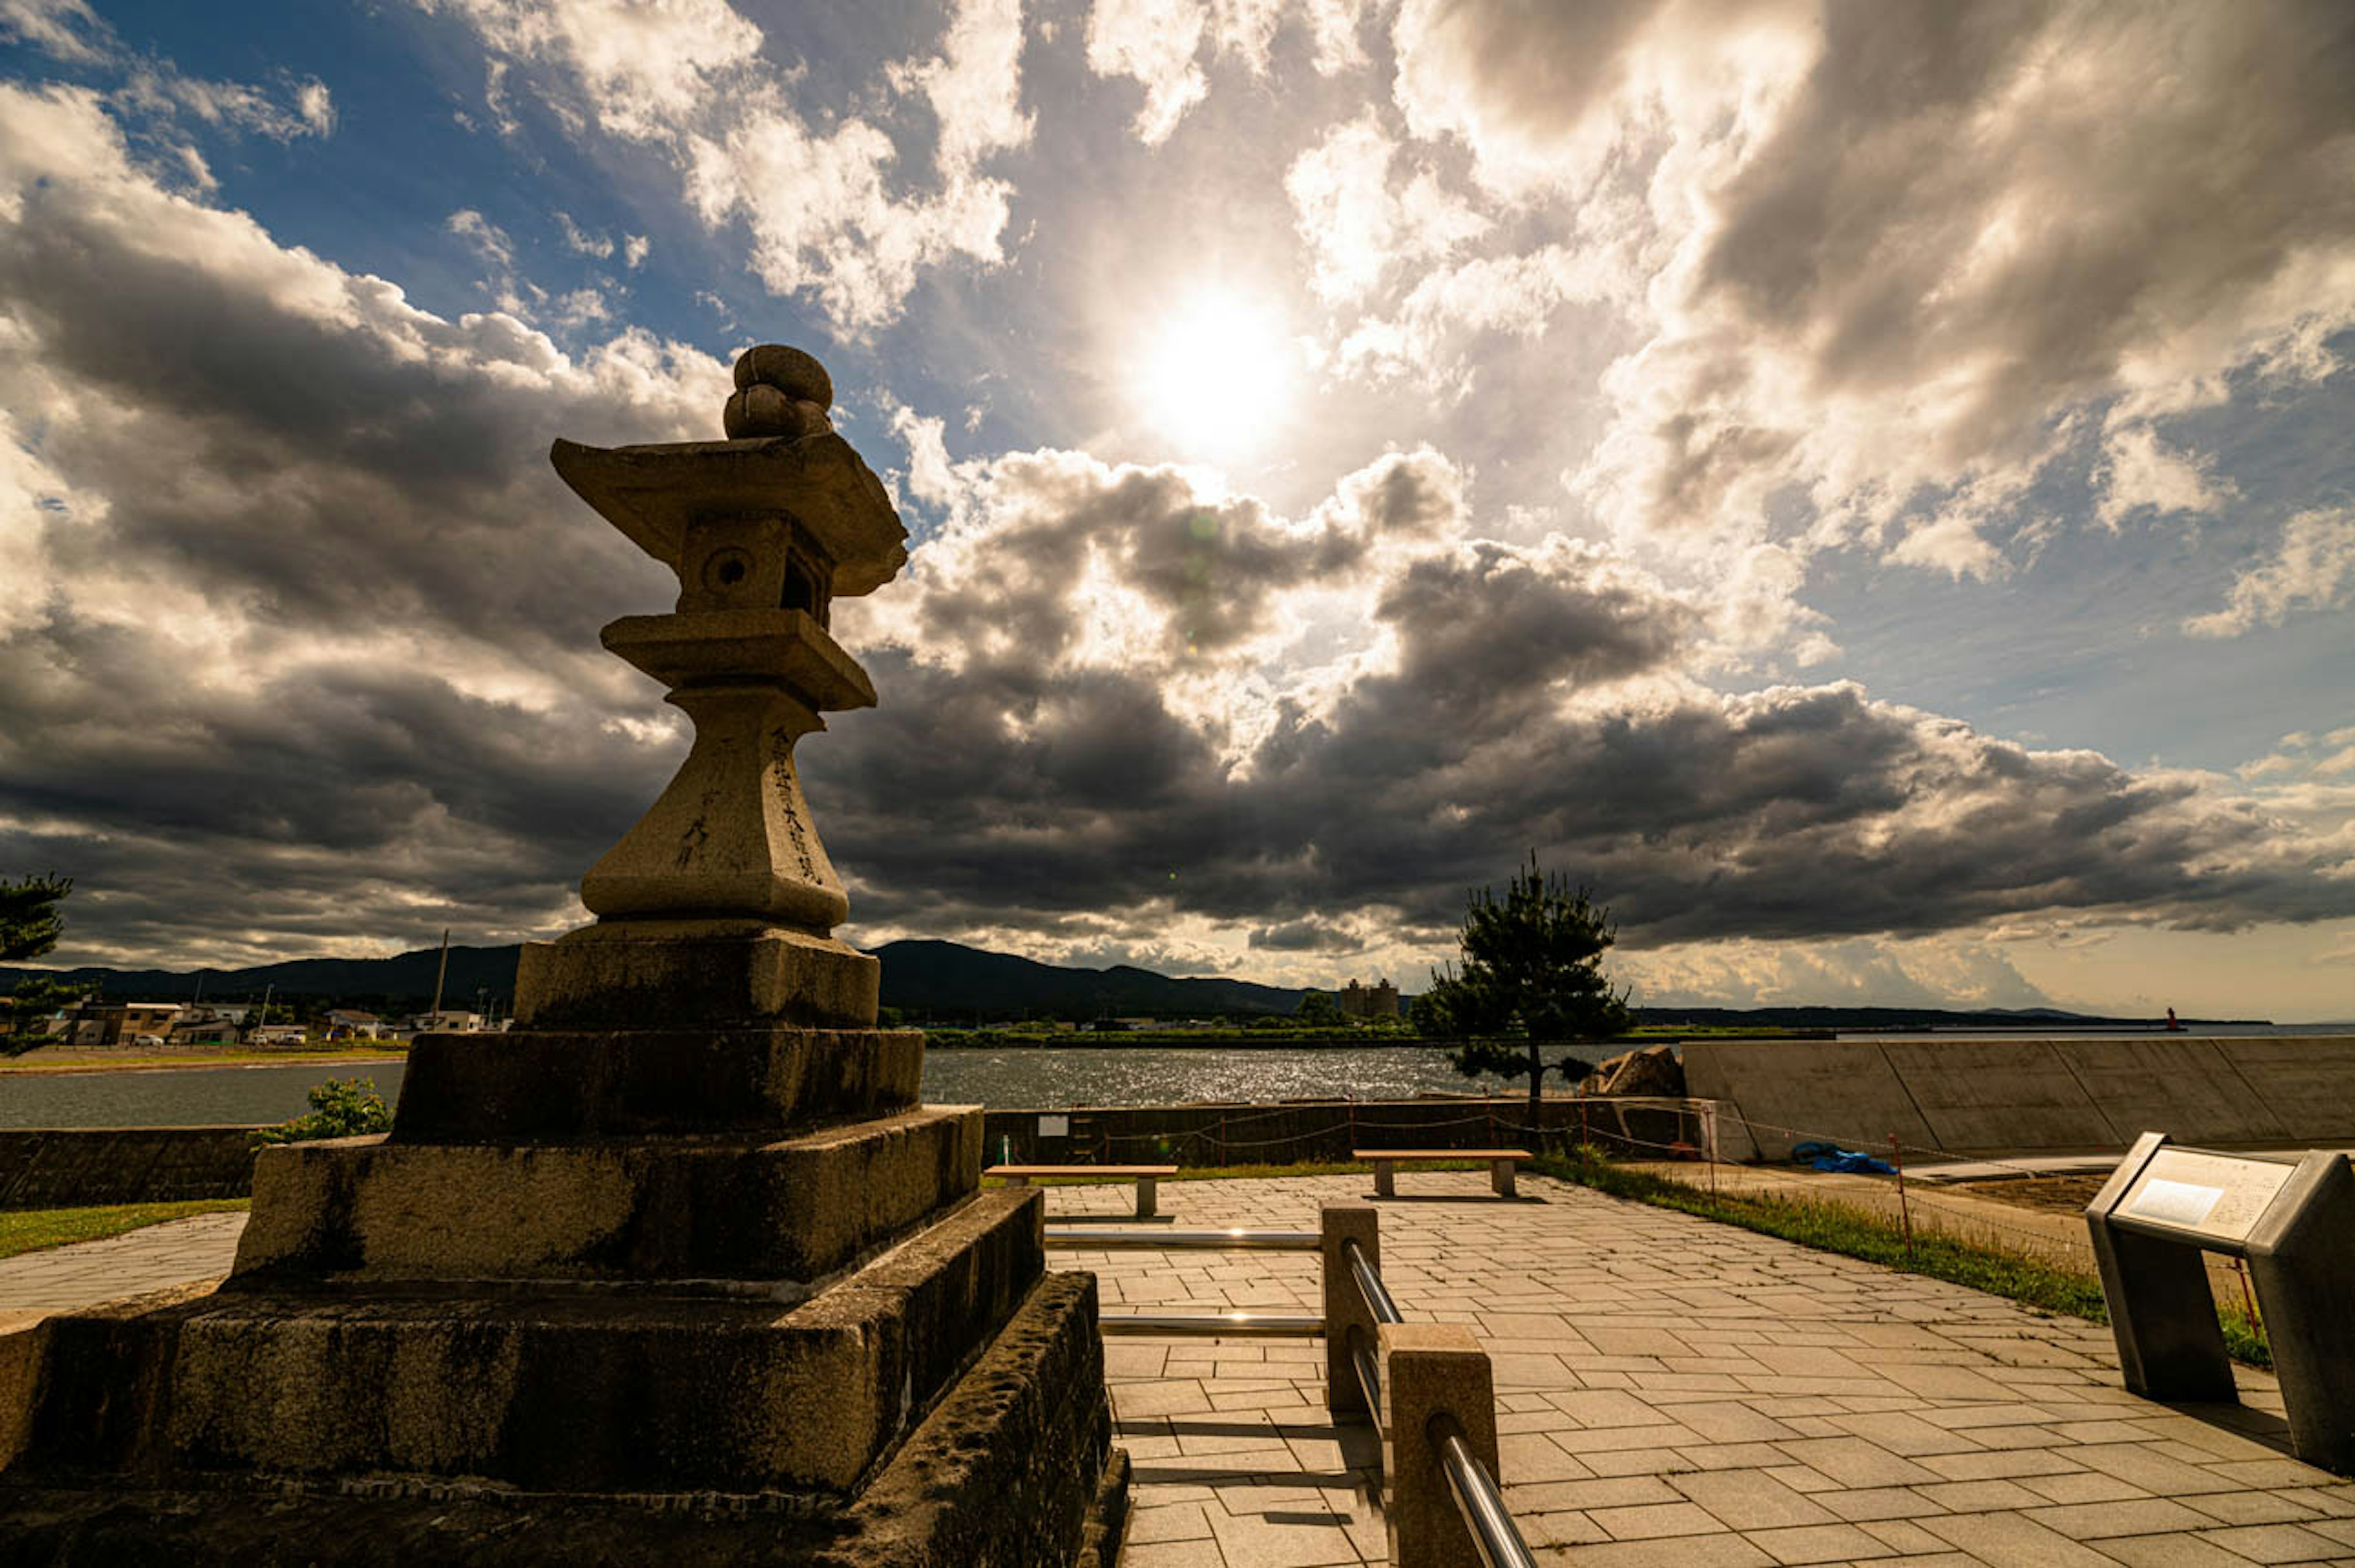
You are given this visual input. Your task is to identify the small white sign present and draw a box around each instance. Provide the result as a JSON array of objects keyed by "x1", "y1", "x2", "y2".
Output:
[
  {"x1": 1038, "y1": 1114, "x2": 1070, "y2": 1138},
  {"x1": 2127, "y1": 1177, "x2": 2224, "y2": 1228}
]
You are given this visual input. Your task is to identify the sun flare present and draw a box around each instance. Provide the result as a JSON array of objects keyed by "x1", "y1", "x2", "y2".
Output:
[{"x1": 1135, "y1": 287, "x2": 1295, "y2": 459}]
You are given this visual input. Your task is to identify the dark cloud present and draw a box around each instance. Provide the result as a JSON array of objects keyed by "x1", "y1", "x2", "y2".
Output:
[{"x1": 1248, "y1": 919, "x2": 1364, "y2": 954}]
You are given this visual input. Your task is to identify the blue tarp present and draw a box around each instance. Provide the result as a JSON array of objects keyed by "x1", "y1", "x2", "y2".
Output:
[{"x1": 1790, "y1": 1141, "x2": 1898, "y2": 1176}]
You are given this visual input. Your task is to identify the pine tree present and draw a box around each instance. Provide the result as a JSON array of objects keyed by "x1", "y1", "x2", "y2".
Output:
[
  {"x1": 2, "y1": 874, "x2": 89, "y2": 1055},
  {"x1": 1423, "y1": 855, "x2": 1632, "y2": 1126}
]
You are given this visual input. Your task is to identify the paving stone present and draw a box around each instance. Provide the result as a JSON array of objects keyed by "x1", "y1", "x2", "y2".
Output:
[
  {"x1": 1742, "y1": 1522, "x2": 1900, "y2": 1563},
  {"x1": 2191, "y1": 1523, "x2": 2352, "y2": 1562},
  {"x1": 1771, "y1": 1437, "x2": 1944, "y2": 1489},
  {"x1": 2100, "y1": 1535, "x2": 2272, "y2": 1567},
  {"x1": 2017, "y1": 1469, "x2": 2155, "y2": 1504},
  {"x1": 2020, "y1": 1497, "x2": 2219, "y2": 1539},
  {"x1": 2180, "y1": 1491, "x2": 2325, "y2": 1527},
  {"x1": 1826, "y1": 1410, "x2": 1989, "y2": 1457},
  {"x1": 1918, "y1": 1509, "x2": 2126, "y2": 1566},
  {"x1": 1918, "y1": 1446, "x2": 2089, "y2": 1482},
  {"x1": 1671, "y1": 1470, "x2": 1840, "y2": 1530},
  {"x1": 1553, "y1": 1536, "x2": 1775, "y2": 1568},
  {"x1": 1590, "y1": 1502, "x2": 1732, "y2": 1540},
  {"x1": 1910, "y1": 1478, "x2": 2053, "y2": 1513},
  {"x1": 1816, "y1": 1486, "x2": 1951, "y2": 1523},
  {"x1": 1856, "y1": 1518, "x2": 1948, "y2": 1554},
  {"x1": 1132, "y1": 1502, "x2": 1217, "y2": 1543}
]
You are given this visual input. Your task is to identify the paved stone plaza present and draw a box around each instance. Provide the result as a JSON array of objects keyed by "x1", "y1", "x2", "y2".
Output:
[{"x1": 5, "y1": 1175, "x2": 2353, "y2": 1566}]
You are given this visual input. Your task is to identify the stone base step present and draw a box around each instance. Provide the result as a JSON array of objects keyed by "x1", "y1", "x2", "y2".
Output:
[
  {"x1": 392, "y1": 1025, "x2": 924, "y2": 1142},
  {"x1": 9, "y1": 1188, "x2": 1041, "y2": 1499},
  {"x1": 236, "y1": 1106, "x2": 981, "y2": 1287},
  {"x1": 0, "y1": 1271, "x2": 1119, "y2": 1566}
]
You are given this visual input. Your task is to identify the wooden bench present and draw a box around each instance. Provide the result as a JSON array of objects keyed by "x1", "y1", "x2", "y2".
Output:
[
  {"x1": 987, "y1": 1164, "x2": 1179, "y2": 1220},
  {"x1": 1353, "y1": 1149, "x2": 1531, "y2": 1199}
]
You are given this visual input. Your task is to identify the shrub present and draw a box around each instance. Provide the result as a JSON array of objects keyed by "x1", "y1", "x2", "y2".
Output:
[{"x1": 251, "y1": 1076, "x2": 393, "y2": 1146}]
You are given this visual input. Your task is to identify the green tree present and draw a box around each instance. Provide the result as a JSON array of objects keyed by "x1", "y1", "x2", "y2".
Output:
[
  {"x1": 2, "y1": 874, "x2": 90, "y2": 1057},
  {"x1": 1295, "y1": 990, "x2": 1341, "y2": 1026},
  {"x1": 1424, "y1": 855, "x2": 1632, "y2": 1125}
]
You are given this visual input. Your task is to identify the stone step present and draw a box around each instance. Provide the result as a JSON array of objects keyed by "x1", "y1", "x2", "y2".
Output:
[
  {"x1": 12, "y1": 1187, "x2": 1043, "y2": 1501},
  {"x1": 236, "y1": 1106, "x2": 982, "y2": 1288},
  {"x1": 0, "y1": 1272, "x2": 1120, "y2": 1566},
  {"x1": 392, "y1": 1025, "x2": 923, "y2": 1142}
]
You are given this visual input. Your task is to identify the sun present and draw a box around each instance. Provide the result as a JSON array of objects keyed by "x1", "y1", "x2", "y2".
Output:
[{"x1": 1135, "y1": 286, "x2": 1296, "y2": 461}]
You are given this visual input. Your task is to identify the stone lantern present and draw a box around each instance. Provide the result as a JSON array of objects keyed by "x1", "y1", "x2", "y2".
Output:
[
  {"x1": 0, "y1": 349, "x2": 1127, "y2": 1566},
  {"x1": 518, "y1": 345, "x2": 906, "y2": 1029}
]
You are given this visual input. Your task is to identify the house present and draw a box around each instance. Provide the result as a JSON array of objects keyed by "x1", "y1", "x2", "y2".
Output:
[
  {"x1": 325, "y1": 1009, "x2": 384, "y2": 1040},
  {"x1": 168, "y1": 1009, "x2": 244, "y2": 1046},
  {"x1": 411, "y1": 1010, "x2": 484, "y2": 1033},
  {"x1": 61, "y1": 1001, "x2": 188, "y2": 1047},
  {"x1": 1338, "y1": 978, "x2": 1401, "y2": 1020}
]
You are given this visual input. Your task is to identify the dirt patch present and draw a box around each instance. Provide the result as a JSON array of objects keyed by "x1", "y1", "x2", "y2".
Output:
[{"x1": 1949, "y1": 1174, "x2": 2108, "y2": 1215}]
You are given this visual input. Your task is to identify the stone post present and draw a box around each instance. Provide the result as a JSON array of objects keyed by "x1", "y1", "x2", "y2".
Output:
[
  {"x1": 1381, "y1": 1320, "x2": 1499, "y2": 1568},
  {"x1": 1321, "y1": 1204, "x2": 1380, "y2": 1417}
]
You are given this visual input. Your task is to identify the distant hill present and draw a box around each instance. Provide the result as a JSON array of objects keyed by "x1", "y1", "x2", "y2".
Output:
[
  {"x1": 0, "y1": 946, "x2": 524, "y2": 1011},
  {"x1": 865, "y1": 939, "x2": 1310, "y2": 1019},
  {"x1": 0, "y1": 939, "x2": 1312, "y2": 1020},
  {"x1": 0, "y1": 939, "x2": 2269, "y2": 1028}
]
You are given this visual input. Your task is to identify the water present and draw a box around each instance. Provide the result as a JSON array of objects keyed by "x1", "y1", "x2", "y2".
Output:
[
  {"x1": 0, "y1": 1046, "x2": 1490, "y2": 1128},
  {"x1": 6, "y1": 1027, "x2": 2350, "y2": 1128}
]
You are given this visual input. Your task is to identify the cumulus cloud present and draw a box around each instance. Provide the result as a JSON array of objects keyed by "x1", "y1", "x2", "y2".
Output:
[
  {"x1": 1536, "y1": 1, "x2": 2355, "y2": 562},
  {"x1": 1085, "y1": 0, "x2": 1368, "y2": 142},
  {"x1": 1286, "y1": 110, "x2": 1487, "y2": 305},
  {"x1": 2095, "y1": 422, "x2": 2229, "y2": 530},
  {"x1": 2185, "y1": 508, "x2": 2355, "y2": 639},
  {"x1": 811, "y1": 410, "x2": 2355, "y2": 960},
  {"x1": 422, "y1": 0, "x2": 1031, "y2": 328}
]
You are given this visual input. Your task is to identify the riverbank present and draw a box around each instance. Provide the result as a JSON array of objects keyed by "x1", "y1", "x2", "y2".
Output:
[{"x1": 0, "y1": 1047, "x2": 406, "y2": 1076}]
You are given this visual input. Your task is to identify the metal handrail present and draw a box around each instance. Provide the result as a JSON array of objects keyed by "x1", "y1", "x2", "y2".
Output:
[
  {"x1": 1349, "y1": 1335, "x2": 1384, "y2": 1424},
  {"x1": 1344, "y1": 1238, "x2": 1403, "y2": 1325},
  {"x1": 1061, "y1": 1226, "x2": 1323, "y2": 1337},
  {"x1": 1102, "y1": 1312, "x2": 1324, "y2": 1337},
  {"x1": 1046, "y1": 1226, "x2": 1320, "y2": 1250},
  {"x1": 1433, "y1": 1415, "x2": 1539, "y2": 1568}
]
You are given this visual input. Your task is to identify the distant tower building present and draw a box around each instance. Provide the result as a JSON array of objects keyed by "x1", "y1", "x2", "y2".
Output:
[{"x1": 1338, "y1": 977, "x2": 1401, "y2": 1019}]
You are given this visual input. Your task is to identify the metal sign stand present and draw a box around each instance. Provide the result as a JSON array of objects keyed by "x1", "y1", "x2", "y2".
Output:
[{"x1": 2086, "y1": 1131, "x2": 2355, "y2": 1474}]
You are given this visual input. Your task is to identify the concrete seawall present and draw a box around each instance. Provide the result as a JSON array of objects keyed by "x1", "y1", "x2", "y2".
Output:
[
  {"x1": 0, "y1": 1127, "x2": 258, "y2": 1210},
  {"x1": 976, "y1": 1093, "x2": 1709, "y2": 1168},
  {"x1": 1683, "y1": 1034, "x2": 2355, "y2": 1160}
]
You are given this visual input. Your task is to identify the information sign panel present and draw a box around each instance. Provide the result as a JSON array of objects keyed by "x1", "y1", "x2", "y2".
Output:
[{"x1": 2115, "y1": 1147, "x2": 2293, "y2": 1244}]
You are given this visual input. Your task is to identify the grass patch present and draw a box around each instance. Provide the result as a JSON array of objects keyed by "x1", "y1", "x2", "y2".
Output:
[
  {"x1": 0, "y1": 1199, "x2": 251, "y2": 1261},
  {"x1": 1537, "y1": 1147, "x2": 2273, "y2": 1369}
]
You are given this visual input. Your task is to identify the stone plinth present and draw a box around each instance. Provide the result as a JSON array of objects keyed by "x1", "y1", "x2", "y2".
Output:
[
  {"x1": 0, "y1": 346, "x2": 1122, "y2": 1566},
  {"x1": 513, "y1": 925, "x2": 880, "y2": 1031}
]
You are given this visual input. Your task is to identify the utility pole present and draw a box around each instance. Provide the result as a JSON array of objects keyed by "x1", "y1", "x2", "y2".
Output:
[{"x1": 430, "y1": 928, "x2": 451, "y2": 1022}]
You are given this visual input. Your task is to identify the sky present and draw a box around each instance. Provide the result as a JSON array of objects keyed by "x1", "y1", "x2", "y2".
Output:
[{"x1": 2, "y1": 0, "x2": 2353, "y2": 1020}]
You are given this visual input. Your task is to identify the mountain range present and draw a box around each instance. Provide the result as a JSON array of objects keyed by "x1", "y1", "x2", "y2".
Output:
[{"x1": 0, "y1": 939, "x2": 2269, "y2": 1028}]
